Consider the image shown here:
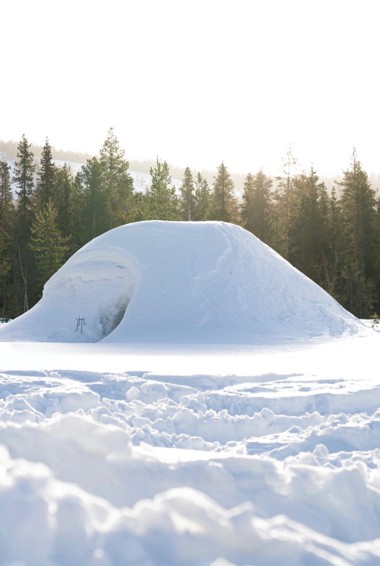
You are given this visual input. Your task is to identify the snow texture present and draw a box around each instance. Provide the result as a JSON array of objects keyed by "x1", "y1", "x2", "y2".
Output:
[
  {"x1": 0, "y1": 221, "x2": 364, "y2": 343},
  {"x1": 0, "y1": 221, "x2": 379, "y2": 565}
]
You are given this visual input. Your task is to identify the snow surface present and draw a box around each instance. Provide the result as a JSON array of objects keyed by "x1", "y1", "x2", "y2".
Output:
[{"x1": 1, "y1": 221, "x2": 380, "y2": 566}]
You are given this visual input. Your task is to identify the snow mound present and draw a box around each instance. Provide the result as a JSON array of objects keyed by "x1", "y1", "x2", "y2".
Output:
[{"x1": 0, "y1": 221, "x2": 363, "y2": 343}]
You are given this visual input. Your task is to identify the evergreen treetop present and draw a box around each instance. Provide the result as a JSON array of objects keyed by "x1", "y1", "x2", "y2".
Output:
[{"x1": 210, "y1": 162, "x2": 239, "y2": 223}]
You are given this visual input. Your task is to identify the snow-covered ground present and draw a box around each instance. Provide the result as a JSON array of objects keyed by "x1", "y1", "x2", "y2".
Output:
[{"x1": 1, "y1": 221, "x2": 380, "y2": 566}]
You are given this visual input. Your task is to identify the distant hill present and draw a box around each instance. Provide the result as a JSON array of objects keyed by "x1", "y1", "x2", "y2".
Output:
[
  {"x1": 0, "y1": 139, "x2": 221, "y2": 193},
  {"x1": 2, "y1": 139, "x2": 380, "y2": 195},
  {"x1": 0, "y1": 139, "x2": 91, "y2": 164}
]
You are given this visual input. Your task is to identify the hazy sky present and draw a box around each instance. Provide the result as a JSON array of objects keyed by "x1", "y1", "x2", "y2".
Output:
[{"x1": 2, "y1": 0, "x2": 379, "y2": 176}]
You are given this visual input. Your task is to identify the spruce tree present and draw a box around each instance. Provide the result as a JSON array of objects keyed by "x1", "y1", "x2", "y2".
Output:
[
  {"x1": 193, "y1": 173, "x2": 211, "y2": 221},
  {"x1": 320, "y1": 186, "x2": 344, "y2": 299},
  {"x1": 0, "y1": 160, "x2": 13, "y2": 231},
  {"x1": 69, "y1": 172, "x2": 85, "y2": 249},
  {"x1": 145, "y1": 158, "x2": 179, "y2": 220},
  {"x1": 375, "y1": 197, "x2": 380, "y2": 310},
  {"x1": 128, "y1": 191, "x2": 148, "y2": 223},
  {"x1": 272, "y1": 148, "x2": 297, "y2": 258},
  {"x1": 12, "y1": 134, "x2": 36, "y2": 312},
  {"x1": 338, "y1": 150, "x2": 378, "y2": 316},
  {"x1": 99, "y1": 128, "x2": 134, "y2": 226},
  {"x1": 30, "y1": 201, "x2": 70, "y2": 294},
  {"x1": 240, "y1": 171, "x2": 273, "y2": 242},
  {"x1": 80, "y1": 156, "x2": 111, "y2": 240},
  {"x1": 288, "y1": 168, "x2": 330, "y2": 283},
  {"x1": 210, "y1": 162, "x2": 239, "y2": 223},
  {"x1": 0, "y1": 161, "x2": 14, "y2": 317},
  {"x1": 35, "y1": 138, "x2": 57, "y2": 210},
  {"x1": 13, "y1": 134, "x2": 35, "y2": 237},
  {"x1": 179, "y1": 167, "x2": 195, "y2": 220},
  {"x1": 54, "y1": 163, "x2": 76, "y2": 238}
]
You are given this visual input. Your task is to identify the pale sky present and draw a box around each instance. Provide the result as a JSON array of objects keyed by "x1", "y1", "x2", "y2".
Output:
[{"x1": 1, "y1": 0, "x2": 380, "y2": 176}]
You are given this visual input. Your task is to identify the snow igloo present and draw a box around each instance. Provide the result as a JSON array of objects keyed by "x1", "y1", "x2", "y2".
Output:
[{"x1": 0, "y1": 221, "x2": 362, "y2": 343}]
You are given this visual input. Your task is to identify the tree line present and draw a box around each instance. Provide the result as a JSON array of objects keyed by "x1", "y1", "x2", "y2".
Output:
[{"x1": 0, "y1": 129, "x2": 379, "y2": 320}]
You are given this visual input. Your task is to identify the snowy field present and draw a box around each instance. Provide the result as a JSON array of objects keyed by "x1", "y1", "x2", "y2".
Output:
[{"x1": 1, "y1": 221, "x2": 380, "y2": 565}]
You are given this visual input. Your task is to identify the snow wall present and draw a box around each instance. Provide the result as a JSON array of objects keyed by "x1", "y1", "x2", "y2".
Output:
[{"x1": 0, "y1": 221, "x2": 363, "y2": 343}]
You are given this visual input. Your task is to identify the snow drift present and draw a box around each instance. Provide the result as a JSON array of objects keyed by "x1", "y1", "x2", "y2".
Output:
[
  {"x1": 2, "y1": 335, "x2": 380, "y2": 566},
  {"x1": 0, "y1": 221, "x2": 362, "y2": 343}
]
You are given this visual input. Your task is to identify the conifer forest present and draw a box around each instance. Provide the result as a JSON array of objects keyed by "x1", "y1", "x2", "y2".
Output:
[{"x1": 1, "y1": 129, "x2": 379, "y2": 321}]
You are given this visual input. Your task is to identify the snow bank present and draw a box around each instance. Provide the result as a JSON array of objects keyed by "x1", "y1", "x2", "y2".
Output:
[
  {"x1": 0, "y1": 221, "x2": 363, "y2": 343},
  {"x1": 2, "y1": 329, "x2": 380, "y2": 564},
  {"x1": 2, "y1": 452, "x2": 379, "y2": 566}
]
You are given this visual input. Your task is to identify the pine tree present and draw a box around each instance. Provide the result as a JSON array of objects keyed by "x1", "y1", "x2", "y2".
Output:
[
  {"x1": 30, "y1": 201, "x2": 70, "y2": 294},
  {"x1": 210, "y1": 162, "x2": 239, "y2": 223},
  {"x1": 145, "y1": 158, "x2": 180, "y2": 220},
  {"x1": 99, "y1": 128, "x2": 134, "y2": 226},
  {"x1": 179, "y1": 167, "x2": 195, "y2": 220},
  {"x1": 240, "y1": 171, "x2": 273, "y2": 242},
  {"x1": 338, "y1": 150, "x2": 378, "y2": 316}
]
